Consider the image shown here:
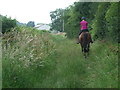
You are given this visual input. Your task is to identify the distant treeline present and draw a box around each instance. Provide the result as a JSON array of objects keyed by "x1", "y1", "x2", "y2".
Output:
[
  {"x1": 0, "y1": 15, "x2": 35, "y2": 34},
  {"x1": 50, "y1": 2, "x2": 119, "y2": 42}
]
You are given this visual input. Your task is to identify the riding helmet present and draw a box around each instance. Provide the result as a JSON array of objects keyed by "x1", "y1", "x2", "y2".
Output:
[{"x1": 81, "y1": 17, "x2": 86, "y2": 20}]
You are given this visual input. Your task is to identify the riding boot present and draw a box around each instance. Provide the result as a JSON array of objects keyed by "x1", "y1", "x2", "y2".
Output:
[{"x1": 77, "y1": 31, "x2": 82, "y2": 44}]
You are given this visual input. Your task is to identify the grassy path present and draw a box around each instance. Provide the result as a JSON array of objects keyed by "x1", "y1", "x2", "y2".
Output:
[
  {"x1": 33, "y1": 38, "x2": 118, "y2": 88},
  {"x1": 3, "y1": 33, "x2": 118, "y2": 88}
]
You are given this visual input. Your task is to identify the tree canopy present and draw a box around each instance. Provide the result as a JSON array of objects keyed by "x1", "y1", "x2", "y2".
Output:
[
  {"x1": 27, "y1": 21, "x2": 35, "y2": 27},
  {"x1": 1, "y1": 15, "x2": 17, "y2": 34},
  {"x1": 50, "y1": 2, "x2": 119, "y2": 42}
]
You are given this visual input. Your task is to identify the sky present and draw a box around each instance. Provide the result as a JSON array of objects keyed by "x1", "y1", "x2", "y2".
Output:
[{"x1": 0, "y1": 0, "x2": 77, "y2": 24}]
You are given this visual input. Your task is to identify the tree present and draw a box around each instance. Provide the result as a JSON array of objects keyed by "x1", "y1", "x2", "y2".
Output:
[
  {"x1": 1, "y1": 15, "x2": 17, "y2": 34},
  {"x1": 50, "y1": 8, "x2": 64, "y2": 32},
  {"x1": 27, "y1": 21, "x2": 35, "y2": 27},
  {"x1": 63, "y1": 2, "x2": 92, "y2": 38},
  {"x1": 50, "y1": 2, "x2": 118, "y2": 42},
  {"x1": 105, "y1": 2, "x2": 119, "y2": 42},
  {"x1": 91, "y1": 2, "x2": 110, "y2": 40}
]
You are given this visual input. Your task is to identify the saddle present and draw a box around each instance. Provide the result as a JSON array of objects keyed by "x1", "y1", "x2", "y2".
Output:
[{"x1": 79, "y1": 32, "x2": 92, "y2": 43}]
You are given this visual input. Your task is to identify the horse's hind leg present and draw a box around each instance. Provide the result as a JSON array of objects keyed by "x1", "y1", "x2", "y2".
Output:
[
  {"x1": 82, "y1": 48, "x2": 84, "y2": 52},
  {"x1": 88, "y1": 44, "x2": 90, "y2": 52},
  {"x1": 87, "y1": 44, "x2": 90, "y2": 56},
  {"x1": 84, "y1": 53, "x2": 87, "y2": 58},
  {"x1": 80, "y1": 43, "x2": 84, "y2": 52}
]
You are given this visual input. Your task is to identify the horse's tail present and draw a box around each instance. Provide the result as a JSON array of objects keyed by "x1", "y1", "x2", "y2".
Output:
[{"x1": 83, "y1": 33, "x2": 88, "y2": 53}]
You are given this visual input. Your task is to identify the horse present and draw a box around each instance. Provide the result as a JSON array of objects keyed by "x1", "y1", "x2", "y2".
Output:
[{"x1": 79, "y1": 32, "x2": 91, "y2": 58}]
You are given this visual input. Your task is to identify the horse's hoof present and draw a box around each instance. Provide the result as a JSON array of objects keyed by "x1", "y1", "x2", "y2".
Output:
[
  {"x1": 84, "y1": 56, "x2": 87, "y2": 59},
  {"x1": 91, "y1": 41, "x2": 93, "y2": 43}
]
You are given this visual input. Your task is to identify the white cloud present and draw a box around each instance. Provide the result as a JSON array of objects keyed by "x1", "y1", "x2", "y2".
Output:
[{"x1": 0, "y1": 0, "x2": 77, "y2": 24}]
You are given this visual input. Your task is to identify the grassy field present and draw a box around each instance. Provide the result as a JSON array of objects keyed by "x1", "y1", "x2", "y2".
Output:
[{"x1": 2, "y1": 27, "x2": 118, "y2": 88}]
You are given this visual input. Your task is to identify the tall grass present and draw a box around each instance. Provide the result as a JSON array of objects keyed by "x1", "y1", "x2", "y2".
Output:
[
  {"x1": 2, "y1": 27, "x2": 56, "y2": 88},
  {"x1": 33, "y1": 39, "x2": 118, "y2": 88},
  {"x1": 2, "y1": 27, "x2": 118, "y2": 88}
]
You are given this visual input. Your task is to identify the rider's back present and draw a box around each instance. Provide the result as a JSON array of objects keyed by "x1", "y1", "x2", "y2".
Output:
[{"x1": 80, "y1": 20, "x2": 88, "y2": 30}]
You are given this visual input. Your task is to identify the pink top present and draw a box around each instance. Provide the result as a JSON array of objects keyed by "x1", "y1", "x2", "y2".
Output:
[{"x1": 80, "y1": 20, "x2": 88, "y2": 30}]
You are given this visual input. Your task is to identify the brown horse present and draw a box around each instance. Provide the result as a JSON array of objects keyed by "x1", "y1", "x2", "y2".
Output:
[{"x1": 79, "y1": 32, "x2": 91, "y2": 58}]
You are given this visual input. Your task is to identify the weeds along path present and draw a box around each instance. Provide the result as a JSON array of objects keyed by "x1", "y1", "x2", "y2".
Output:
[
  {"x1": 34, "y1": 38, "x2": 88, "y2": 88},
  {"x1": 3, "y1": 30, "x2": 118, "y2": 88},
  {"x1": 34, "y1": 36, "x2": 118, "y2": 88}
]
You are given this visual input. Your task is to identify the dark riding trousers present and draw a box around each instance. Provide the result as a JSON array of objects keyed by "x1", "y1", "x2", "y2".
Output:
[{"x1": 79, "y1": 29, "x2": 89, "y2": 35}]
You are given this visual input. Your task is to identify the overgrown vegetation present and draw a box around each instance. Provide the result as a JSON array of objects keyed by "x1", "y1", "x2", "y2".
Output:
[
  {"x1": 2, "y1": 28, "x2": 118, "y2": 87},
  {"x1": 2, "y1": 27, "x2": 56, "y2": 88},
  {"x1": 2, "y1": 1, "x2": 119, "y2": 88}
]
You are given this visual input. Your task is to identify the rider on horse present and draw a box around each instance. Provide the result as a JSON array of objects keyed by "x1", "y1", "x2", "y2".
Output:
[{"x1": 77, "y1": 17, "x2": 93, "y2": 44}]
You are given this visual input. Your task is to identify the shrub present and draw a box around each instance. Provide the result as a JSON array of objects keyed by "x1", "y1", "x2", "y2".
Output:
[{"x1": 1, "y1": 15, "x2": 17, "y2": 34}]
